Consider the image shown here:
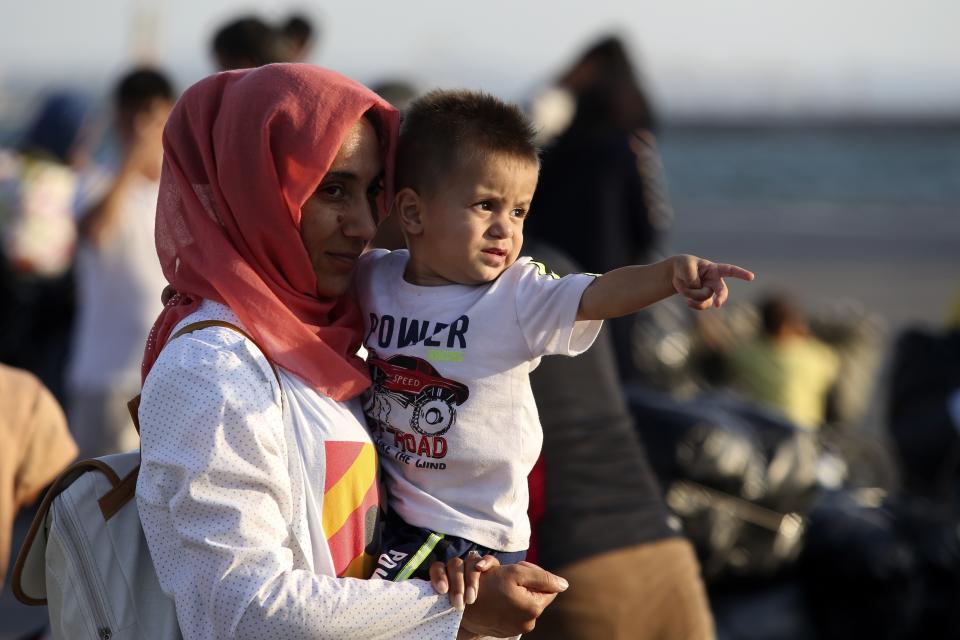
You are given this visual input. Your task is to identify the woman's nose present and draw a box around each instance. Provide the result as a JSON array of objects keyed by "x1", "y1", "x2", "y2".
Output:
[{"x1": 344, "y1": 202, "x2": 378, "y2": 241}]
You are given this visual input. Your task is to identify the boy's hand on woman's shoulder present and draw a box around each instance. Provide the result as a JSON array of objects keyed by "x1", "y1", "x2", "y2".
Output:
[{"x1": 670, "y1": 254, "x2": 755, "y2": 310}]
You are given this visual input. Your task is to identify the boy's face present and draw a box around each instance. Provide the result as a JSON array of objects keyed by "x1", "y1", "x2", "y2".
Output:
[{"x1": 403, "y1": 152, "x2": 539, "y2": 286}]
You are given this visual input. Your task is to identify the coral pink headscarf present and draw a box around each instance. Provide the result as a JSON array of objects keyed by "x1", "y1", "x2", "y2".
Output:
[{"x1": 142, "y1": 64, "x2": 399, "y2": 401}]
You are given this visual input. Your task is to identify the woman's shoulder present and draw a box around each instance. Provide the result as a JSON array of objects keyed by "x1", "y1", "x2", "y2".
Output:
[{"x1": 145, "y1": 299, "x2": 280, "y2": 402}]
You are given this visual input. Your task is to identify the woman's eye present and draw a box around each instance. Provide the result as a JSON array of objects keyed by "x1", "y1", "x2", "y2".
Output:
[
  {"x1": 367, "y1": 182, "x2": 384, "y2": 198},
  {"x1": 321, "y1": 184, "x2": 345, "y2": 198}
]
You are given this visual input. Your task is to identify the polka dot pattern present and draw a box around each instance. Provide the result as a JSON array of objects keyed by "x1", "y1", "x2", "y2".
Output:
[{"x1": 136, "y1": 301, "x2": 462, "y2": 639}]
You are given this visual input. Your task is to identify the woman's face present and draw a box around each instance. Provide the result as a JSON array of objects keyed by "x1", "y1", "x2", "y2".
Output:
[{"x1": 301, "y1": 118, "x2": 384, "y2": 297}]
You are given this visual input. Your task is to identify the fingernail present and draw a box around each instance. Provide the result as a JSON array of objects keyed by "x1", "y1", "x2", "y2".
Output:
[
  {"x1": 453, "y1": 594, "x2": 465, "y2": 611},
  {"x1": 437, "y1": 581, "x2": 448, "y2": 595},
  {"x1": 558, "y1": 578, "x2": 569, "y2": 591},
  {"x1": 465, "y1": 586, "x2": 477, "y2": 605}
]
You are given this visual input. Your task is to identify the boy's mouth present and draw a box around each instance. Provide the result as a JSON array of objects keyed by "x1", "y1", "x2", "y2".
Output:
[{"x1": 482, "y1": 248, "x2": 507, "y2": 257}]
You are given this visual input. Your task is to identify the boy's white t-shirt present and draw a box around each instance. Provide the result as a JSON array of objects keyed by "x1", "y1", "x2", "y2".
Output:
[{"x1": 355, "y1": 249, "x2": 602, "y2": 551}]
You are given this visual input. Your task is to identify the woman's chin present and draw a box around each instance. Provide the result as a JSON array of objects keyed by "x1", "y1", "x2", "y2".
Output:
[{"x1": 313, "y1": 273, "x2": 352, "y2": 298}]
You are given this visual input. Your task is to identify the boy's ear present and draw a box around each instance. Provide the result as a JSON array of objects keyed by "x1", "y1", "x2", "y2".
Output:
[{"x1": 395, "y1": 187, "x2": 424, "y2": 236}]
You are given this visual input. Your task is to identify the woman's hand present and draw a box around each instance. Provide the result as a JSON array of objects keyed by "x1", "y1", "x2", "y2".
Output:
[
  {"x1": 459, "y1": 561, "x2": 569, "y2": 637},
  {"x1": 429, "y1": 551, "x2": 498, "y2": 610}
]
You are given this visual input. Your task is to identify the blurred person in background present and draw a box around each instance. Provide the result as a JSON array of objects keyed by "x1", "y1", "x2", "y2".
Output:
[
  {"x1": 211, "y1": 15, "x2": 286, "y2": 70},
  {"x1": 66, "y1": 68, "x2": 173, "y2": 459},
  {"x1": 524, "y1": 242, "x2": 715, "y2": 640},
  {"x1": 212, "y1": 12, "x2": 316, "y2": 71},
  {"x1": 947, "y1": 290, "x2": 960, "y2": 330},
  {"x1": 727, "y1": 295, "x2": 840, "y2": 431},
  {"x1": 0, "y1": 363, "x2": 76, "y2": 588},
  {"x1": 528, "y1": 35, "x2": 674, "y2": 384},
  {"x1": 369, "y1": 79, "x2": 419, "y2": 251},
  {"x1": 0, "y1": 91, "x2": 90, "y2": 402},
  {"x1": 281, "y1": 13, "x2": 316, "y2": 62}
]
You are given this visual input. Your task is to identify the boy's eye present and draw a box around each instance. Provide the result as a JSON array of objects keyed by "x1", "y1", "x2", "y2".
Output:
[
  {"x1": 474, "y1": 200, "x2": 494, "y2": 212},
  {"x1": 511, "y1": 207, "x2": 528, "y2": 218}
]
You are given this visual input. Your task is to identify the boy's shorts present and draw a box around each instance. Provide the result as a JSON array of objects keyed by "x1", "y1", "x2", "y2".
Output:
[{"x1": 373, "y1": 510, "x2": 527, "y2": 581}]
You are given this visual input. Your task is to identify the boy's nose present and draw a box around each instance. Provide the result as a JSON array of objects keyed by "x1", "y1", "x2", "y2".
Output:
[{"x1": 489, "y1": 219, "x2": 512, "y2": 238}]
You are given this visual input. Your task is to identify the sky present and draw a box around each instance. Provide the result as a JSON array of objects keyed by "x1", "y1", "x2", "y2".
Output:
[{"x1": 1, "y1": 0, "x2": 958, "y2": 120}]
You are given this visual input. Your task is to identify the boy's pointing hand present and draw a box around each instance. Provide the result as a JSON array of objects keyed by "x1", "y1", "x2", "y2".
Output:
[{"x1": 671, "y1": 255, "x2": 755, "y2": 310}]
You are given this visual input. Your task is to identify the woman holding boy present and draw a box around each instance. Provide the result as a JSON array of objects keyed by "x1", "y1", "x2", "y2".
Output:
[{"x1": 135, "y1": 63, "x2": 566, "y2": 640}]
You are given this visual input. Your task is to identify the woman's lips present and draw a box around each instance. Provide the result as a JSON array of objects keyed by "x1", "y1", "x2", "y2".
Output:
[{"x1": 325, "y1": 252, "x2": 361, "y2": 269}]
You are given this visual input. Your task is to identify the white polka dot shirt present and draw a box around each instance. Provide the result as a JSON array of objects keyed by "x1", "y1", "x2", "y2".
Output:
[{"x1": 136, "y1": 301, "x2": 462, "y2": 640}]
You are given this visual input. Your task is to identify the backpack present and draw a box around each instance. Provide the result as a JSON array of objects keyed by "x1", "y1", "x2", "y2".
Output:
[
  {"x1": 11, "y1": 320, "x2": 276, "y2": 639},
  {"x1": 12, "y1": 452, "x2": 180, "y2": 640}
]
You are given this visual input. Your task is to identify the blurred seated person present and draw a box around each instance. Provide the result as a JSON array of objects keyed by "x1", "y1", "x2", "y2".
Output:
[
  {"x1": 67, "y1": 68, "x2": 173, "y2": 459},
  {"x1": 0, "y1": 363, "x2": 77, "y2": 587},
  {"x1": 728, "y1": 295, "x2": 840, "y2": 430}
]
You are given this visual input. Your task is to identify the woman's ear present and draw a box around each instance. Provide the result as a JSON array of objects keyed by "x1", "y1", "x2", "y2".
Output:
[{"x1": 395, "y1": 188, "x2": 424, "y2": 235}]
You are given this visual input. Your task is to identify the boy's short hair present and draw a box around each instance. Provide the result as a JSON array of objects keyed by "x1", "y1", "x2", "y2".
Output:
[
  {"x1": 396, "y1": 89, "x2": 539, "y2": 193},
  {"x1": 115, "y1": 68, "x2": 174, "y2": 114}
]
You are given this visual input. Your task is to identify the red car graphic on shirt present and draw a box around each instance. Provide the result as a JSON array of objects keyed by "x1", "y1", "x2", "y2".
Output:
[{"x1": 367, "y1": 352, "x2": 469, "y2": 437}]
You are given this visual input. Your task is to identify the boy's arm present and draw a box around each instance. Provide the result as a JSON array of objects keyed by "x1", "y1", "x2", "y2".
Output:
[{"x1": 577, "y1": 255, "x2": 755, "y2": 321}]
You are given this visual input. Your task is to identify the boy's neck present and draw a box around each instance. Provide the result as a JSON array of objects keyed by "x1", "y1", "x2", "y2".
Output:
[{"x1": 400, "y1": 246, "x2": 477, "y2": 287}]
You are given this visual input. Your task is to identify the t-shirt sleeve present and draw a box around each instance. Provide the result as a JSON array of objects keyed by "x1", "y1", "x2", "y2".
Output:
[
  {"x1": 137, "y1": 328, "x2": 461, "y2": 640},
  {"x1": 513, "y1": 258, "x2": 603, "y2": 358}
]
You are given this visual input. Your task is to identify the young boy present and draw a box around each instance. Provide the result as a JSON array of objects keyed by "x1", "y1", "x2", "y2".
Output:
[{"x1": 354, "y1": 90, "x2": 753, "y2": 587}]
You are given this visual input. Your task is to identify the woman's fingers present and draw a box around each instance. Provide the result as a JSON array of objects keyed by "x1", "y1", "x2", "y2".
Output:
[
  {"x1": 512, "y1": 561, "x2": 570, "y2": 594},
  {"x1": 464, "y1": 551, "x2": 481, "y2": 605},
  {"x1": 447, "y1": 556, "x2": 466, "y2": 610},
  {"x1": 429, "y1": 561, "x2": 449, "y2": 595},
  {"x1": 463, "y1": 552, "x2": 499, "y2": 606},
  {"x1": 461, "y1": 562, "x2": 568, "y2": 637}
]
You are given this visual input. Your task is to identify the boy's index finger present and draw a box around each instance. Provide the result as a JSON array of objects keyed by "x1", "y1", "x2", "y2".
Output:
[{"x1": 717, "y1": 263, "x2": 755, "y2": 281}]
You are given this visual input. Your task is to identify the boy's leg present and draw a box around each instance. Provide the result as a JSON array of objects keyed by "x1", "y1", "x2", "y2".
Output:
[
  {"x1": 375, "y1": 512, "x2": 528, "y2": 581},
  {"x1": 373, "y1": 514, "x2": 447, "y2": 581}
]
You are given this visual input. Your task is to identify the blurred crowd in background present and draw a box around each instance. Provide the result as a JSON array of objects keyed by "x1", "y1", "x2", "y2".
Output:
[{"x1": 1, "y1": 6, "x2": 959, "y2": 640}]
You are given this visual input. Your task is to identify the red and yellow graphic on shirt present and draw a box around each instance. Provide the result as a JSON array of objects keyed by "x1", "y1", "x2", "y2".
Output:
[{"x1": 323, "y1": 441, "x2": 380, "y2": 578}]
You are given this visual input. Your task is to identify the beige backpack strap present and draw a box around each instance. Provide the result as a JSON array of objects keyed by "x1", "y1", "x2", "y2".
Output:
[
  {"x1": 12, "y1": 459, "x2": 126, "y2": 605},
  {"x1": 127, "y1": 320, "x2": 281, "y2": 433}
]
